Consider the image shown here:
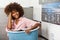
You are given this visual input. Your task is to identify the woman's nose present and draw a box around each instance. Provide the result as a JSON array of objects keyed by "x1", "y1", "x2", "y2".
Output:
[
  {"x1": 13, "y1": 12, "x2": 17, "y2": 15},
  {"x1": 16, "y1": 12, "x2": 19, "y2": 15},
  {"x1": 13, "y1": 13, "x2": 16, "y2": 16}
]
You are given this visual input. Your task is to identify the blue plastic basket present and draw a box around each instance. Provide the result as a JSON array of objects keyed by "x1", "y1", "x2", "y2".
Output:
[{"x1": 7, "y1": 27, "x2": 39, "y2": 40}]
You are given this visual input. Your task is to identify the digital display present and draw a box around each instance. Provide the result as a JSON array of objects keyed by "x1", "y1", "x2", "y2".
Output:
[{"x1": 42, "y1": 2, "x2": 60, "y2": 25}]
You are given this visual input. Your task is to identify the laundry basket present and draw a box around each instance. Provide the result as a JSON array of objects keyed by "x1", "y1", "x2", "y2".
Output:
[{"x1": 7, "y1": 27, "x2": 39, "y2": 40}]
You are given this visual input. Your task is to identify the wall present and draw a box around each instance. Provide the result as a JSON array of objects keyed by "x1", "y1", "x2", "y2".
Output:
[
  {"x1": 0, "y1": 8, "x2": 8, "y2": 40},
  {"x1": 24, "y1": 7, "x2": 33, "y2": 19},
  {"x1": 33, "y1": 5, "x2": 42, "y2": 21},
  {"x1": 48, "y1": 22, "x2": 60, "y2": 40},
  {"x1": 0, "y1": 0, "x2": 32, "y2": 8}
]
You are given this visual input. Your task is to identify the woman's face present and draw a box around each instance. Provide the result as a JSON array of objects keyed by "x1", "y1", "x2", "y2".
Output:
[{"x1": 11, "y1": 10, "x2": 19, "y2": 19}]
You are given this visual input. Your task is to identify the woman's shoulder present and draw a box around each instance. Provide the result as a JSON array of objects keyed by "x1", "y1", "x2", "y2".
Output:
[
  {"x1": 21, "y1": 17, "x2": 30, "y2": 20},
  {"x1": 19, "y1": 17, "x2": 35, "y2": 22}
]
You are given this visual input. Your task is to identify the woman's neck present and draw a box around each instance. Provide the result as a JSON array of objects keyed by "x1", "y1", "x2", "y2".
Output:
[{"x1": 14, "y1": 19, "x2": 19, "y2": 25}]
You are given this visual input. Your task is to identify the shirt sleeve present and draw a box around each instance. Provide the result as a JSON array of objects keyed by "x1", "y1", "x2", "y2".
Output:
[{"x1": 25, "y1": 19, "x2": 40, "y2": 29}]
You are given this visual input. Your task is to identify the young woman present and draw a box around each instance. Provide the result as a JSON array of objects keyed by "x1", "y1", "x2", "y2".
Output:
[{"x1": 4, "y1": 2, "x2": 40, "y2": 34}]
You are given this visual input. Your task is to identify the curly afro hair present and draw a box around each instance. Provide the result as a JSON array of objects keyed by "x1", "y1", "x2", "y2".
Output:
[{"x1": 4, "y1": 2, "x2": 24, "y2": 17}]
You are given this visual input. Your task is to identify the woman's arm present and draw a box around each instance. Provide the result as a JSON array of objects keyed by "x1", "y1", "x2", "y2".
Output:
[
  {"x1": 7, "y1": 13, "x2": 12, "y2": 30},
  {"x1": 25, "y1": 22, "x2": 41, "y2": 34},
  {"x1": 29, "y1": 23, "x2": 41, "y2": 30}
]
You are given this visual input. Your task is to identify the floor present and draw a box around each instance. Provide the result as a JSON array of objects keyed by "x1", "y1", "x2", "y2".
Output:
[
  {"x1": 38, "y1": 37, "x2": 45, "y2": 40},
  {"x1": 38, "y1": 35, "x2": 48, "y2": 40}
]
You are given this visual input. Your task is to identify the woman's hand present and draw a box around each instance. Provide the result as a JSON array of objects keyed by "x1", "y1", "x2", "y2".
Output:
[
  {"x1": 8, "y1": 12, "x2": 12, "y2": 20},
  {"x1": 25, "y1": 29, "x2": 31, "y2": 34}
]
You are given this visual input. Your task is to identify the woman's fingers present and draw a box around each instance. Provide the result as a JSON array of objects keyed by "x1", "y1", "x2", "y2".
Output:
[
  {"x1": 8, "y1": 12, "x2": 12, "y2": 18},
  {"x1": 25, "y1": 29, "x2": 30, "y2": 34},
  {"x1": 8, "y1": 12, "x2": 12, "y2": 20}
]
